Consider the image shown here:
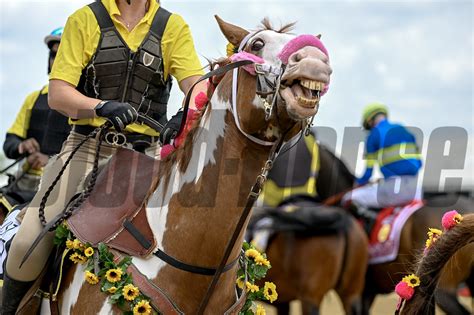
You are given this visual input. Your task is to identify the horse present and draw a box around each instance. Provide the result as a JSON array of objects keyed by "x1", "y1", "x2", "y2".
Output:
[
  {"x1": 400, "y1": 213, "x2": 474, "y2": 314},
  {"x1": 255, "y1": 143, "x2": 368, "y2": 315},
  {"x1": 46, "y1": 16, "x2": 332, "y2": 314},
  {"x1": 288, "y1": 141, "x2": 473, "y2": 314}
]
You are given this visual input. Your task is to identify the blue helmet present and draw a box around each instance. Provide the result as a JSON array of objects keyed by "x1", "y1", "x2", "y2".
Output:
[{"x1": 44, "y1": 27, "x2": 63, "y2": 49}]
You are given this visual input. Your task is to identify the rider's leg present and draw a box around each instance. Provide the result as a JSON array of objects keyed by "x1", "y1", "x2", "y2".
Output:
[
  {"x1": 2, "y1": 132, "x2": 115, "y2": 312},
  {"x1": 378, "y1": 175, "x2": 421, "y2": 207}
]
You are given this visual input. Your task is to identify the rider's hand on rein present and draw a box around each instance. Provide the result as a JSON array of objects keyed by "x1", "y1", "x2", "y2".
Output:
[{"x1": 94, "y1": 100, "x2": 138, "y2": 132}]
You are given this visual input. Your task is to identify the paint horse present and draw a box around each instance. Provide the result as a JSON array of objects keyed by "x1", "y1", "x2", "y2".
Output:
[
  {"x1": 53, "y1": 16, "x2": 332, "y2": 314},
  {"x1": 255, "y1": 143, "x2": 368, "y2": 315},
  {"x1": 400, "y1": 213, "x2": 474, "y2": 315}
]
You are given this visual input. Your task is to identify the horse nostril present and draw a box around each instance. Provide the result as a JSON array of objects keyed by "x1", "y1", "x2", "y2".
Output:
[{"x1": 290, "y1": 52, "x2": 303, "y2": 63}]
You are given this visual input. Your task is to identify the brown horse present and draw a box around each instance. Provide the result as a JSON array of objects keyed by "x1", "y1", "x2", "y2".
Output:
[
  {"x1": 400, "y1": 213, "x2": 474, "y2": 314},
  {"x1": 293, "y1": 144, "x2": 473, "y2": 314},
  {"x1": 51, "y1": 17, "x2": 332, "y2": 314},
  {"x1": 255, "y1": 144, "x2": 368, "y2": 315}
]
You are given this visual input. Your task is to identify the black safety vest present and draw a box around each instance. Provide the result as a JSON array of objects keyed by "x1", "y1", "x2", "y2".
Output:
[
  {"x1": 78, "y1": 2, "x2": 172, "y2": 127},
  {"x1": 27, "y1": 90, "x2": 71, "y2": 155}
]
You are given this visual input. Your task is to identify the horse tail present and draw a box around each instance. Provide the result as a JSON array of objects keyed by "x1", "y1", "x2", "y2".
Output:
[{"x1": 401, "y1": 213, "x2": 474, "y2": 315}]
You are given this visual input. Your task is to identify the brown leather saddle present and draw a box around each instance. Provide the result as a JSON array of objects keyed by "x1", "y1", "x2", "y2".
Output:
[{"x1": 67, "y1": 148, "x2": 159, "y2": 257}]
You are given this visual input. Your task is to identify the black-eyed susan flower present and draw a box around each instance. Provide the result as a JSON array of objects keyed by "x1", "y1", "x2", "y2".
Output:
[
  {"x1": 425, "y1": 228, "x2": 442, "y2": 249},
  {"x1": 70, "y1": 253, "x2": 87, "y2": 264},
  {"x1": 254, "y1": 255, "x2": 271, "y2": 267},
  {"x1": 84, "y1": 247, "x2": 94, "y2": 257},
  {"x1": 72, "y1": 239, "x2": 84, "y2": 250},
  {"x1": 85, "y1": 271, "x2": 99, "y2": 285},
  {"x1": 246, "y1": 282, "x2": 259, "y2": 293},
  {"x1": 263, "y1": 282, "x2": 278, "y2": 303},
  {"x1": 255, "y1": 304, "x2": 266, "y2": 315},
  {"x1": 226, "y1": 42, "x2": 236, "y2": 57},
  {"x1": 106, "y1": 268, "x2": 123, "y2": 283},
  {"x1": 402, "y1": 274, "x2": 420, "y2": 288},
  {"x1": 245, "y1": 249, "x2": 260, "y2": 260},
  {"x1": 123, "y1": 284, "x2": 140, "y2": 301},
  {"x1": 133, "y1": 300, "x2": 152, "y2": 315},
  {"x1": 107, "y1": 286, "x2": 117, "y2": 294},
  {"x1": 236, "y1": 277, "x2": 244, "y2": 289},
  {"x1": 66, "y1": 239, "x2": 74, "y2": 249}
]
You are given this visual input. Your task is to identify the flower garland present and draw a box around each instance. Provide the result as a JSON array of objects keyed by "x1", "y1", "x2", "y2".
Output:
[
  {"x1": 238, "y1": 242, "x2": 278, "y2": 315},
  {"x1": 395, "y1": 210, "x2": 464, "y2": 312},
  {"x1": 54, "y1": 224, "x2": 153, "y2": 315}
]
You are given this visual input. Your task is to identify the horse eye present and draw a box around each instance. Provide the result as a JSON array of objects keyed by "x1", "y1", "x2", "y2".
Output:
[{"x1": 251, "y1": 39, "x2": 265, "y2": 51}]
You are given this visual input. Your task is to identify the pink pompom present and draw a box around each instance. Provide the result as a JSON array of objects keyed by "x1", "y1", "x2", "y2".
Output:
[
  {"x1": 194, "y1": 92, "x2": 208, "y2": 110},
  {"x1": 395, "y1": 281, "x2": 415, "y2": 300},
  {"x1": 160, "y1": 144, "x2": 175, "y2": 159},
  {"x1": 442, "y1": 210, "x2": 463, "y2": 230}
]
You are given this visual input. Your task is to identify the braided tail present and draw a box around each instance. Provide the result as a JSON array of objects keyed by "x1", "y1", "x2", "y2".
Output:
[{"x1": 401, "y1": 214, "x2": 474, "y2": 314}]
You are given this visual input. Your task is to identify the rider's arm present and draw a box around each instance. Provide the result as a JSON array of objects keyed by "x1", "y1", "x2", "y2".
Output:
[
  {"x1": 3, "y1": 133, "x2": 24, "y2": 159},
  {"x1": 357, "y1": 130, "x2": 379, "y2": 185},
  {"x1": 48, "y1": 80, "x2": 99, "y2": 119}
]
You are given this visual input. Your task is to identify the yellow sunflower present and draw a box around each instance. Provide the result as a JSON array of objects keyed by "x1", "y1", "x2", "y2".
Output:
[
  {"x1": 226, "y1": 42, "x2": 236, "y2": 57},
  {"x1": 425, "y1": 228, "x2": 442, "y2": 249},
  {"x1": 246, "y1": 282, "x2": 259, "y2": 293},
  {"x1": 66, "y1": 239, "x2": 74, "y2": 249},
  {"x1": 236, "y1": 277, "x2": 244, "y2": 289},
  {"x1": 254, "y1": 255, "x2": 271, "y2": 267},
  {"x1": 69, "y1": 253, "x2": 87, "y2": 264},
  {"x1": 133, "y1": 300, "x2": 152, "y2": 315},
  {"x1": 255, "y1": 304, "x2": 266, "y2": 315},
  {"x1": 85, "y1": 271, "x2": 99, "y2": 285},
  {"x1": 84, "y1": 247, "x2": 94, "y2": 257},
  {"x1": 263, "y1": 282, "x2": 278, "y2": 303},
  {"x1": 107, "y1": 286, "x2": 117, "y2": 294},
  {"x1": 245, "y1": 249, "x2": 261, "y2": 259},
  {"x1": 72, "y1": 239, "x2": 84, "y2": 250},
  {"x1": 106, "y1": 268, "x2": 123, "y2": 283},
  {"x1": 402, "y1": 274, "x2": 420, "y2": 288},
  {"x1": 123, "y1": 284, "x2": 140, "y2": 301},
  {"x1": 454, "y1": 213, "x2": 463, "y2": 224}
]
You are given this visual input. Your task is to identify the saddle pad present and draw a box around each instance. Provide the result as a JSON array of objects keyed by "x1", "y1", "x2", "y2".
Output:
[
  {"x1": 68, "y1": 148, "x2": 159, "y2": 257},
  {"x1": 368, "y1": 200, "x2": 424, "y2": 264}
]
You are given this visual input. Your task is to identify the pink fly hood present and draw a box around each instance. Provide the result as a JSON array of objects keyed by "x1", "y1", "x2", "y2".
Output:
[
  {"x1": 230, "y1": 51, "x2": 264, "y2": 75},
  {"x1": 278, "y1": 34, "x2": 329, "y2": 65}
]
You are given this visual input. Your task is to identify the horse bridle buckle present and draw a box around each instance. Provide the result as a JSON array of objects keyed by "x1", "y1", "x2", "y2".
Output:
[{"x1": 104, "y1": 131, "x2": 127, "y2": 147}]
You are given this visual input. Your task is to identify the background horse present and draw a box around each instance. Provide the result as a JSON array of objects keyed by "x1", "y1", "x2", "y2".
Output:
[
  {"x1": 259, "y1": 144, "x2": 368, "y2": 315},
  {"x1": 401, "y1": 213, "x2": 474, "y2": 314},
  {"x1": 298, "y1": 142, "x2": 473, "y2": 314},
  {"x1": 52, "y1": 16, "x2": 331, "y2": 314}
]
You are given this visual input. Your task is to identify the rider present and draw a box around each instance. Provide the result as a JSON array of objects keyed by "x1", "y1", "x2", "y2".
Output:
[
  {"x1": 342, "y1": 102, "x2": 423, "y2": 215},
  {"x1": 1, "y1": 27, "x2": 70, "y2": 211},
  {"x1": 1, "y1": 0, "x2": 206, "y2": 313}
]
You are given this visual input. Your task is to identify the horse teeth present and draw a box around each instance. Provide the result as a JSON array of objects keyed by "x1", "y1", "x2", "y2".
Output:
[
  {"x1": 300, "y1": 79, "x2": 324, "y2": 91},
  {"x1": 297, "y1": 96, "x2": 318, "y2": 108}
]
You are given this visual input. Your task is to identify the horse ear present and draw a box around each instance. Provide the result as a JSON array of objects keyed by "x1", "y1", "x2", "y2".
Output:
[
  {"x1": 316, "y1": 34, "x2": 322, "y2": 39},
  {"x1": 215, "y1": 15, "x2": 249, "y2": 47}
]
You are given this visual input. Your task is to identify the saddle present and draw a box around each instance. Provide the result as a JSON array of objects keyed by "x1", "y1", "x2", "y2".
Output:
[{"x1": 67, "y1": 148, "x2": 159, "y2": 257}]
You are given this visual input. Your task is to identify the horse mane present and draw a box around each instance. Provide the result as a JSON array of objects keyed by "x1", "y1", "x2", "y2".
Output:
[
  {"x1": 318, "y1": 144, "x2": 355, "y2": 182},
  {"x1": 401, "y1": 213, "x2": 474, "y2": 314},
  {"x1": 259, "y1": 17, "x2": 296, "y2": 33}
]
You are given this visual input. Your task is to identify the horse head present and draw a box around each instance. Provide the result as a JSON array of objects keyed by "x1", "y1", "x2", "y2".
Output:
[{"x1": 214, "y1": 16, "x2": 332, "y2": 143}]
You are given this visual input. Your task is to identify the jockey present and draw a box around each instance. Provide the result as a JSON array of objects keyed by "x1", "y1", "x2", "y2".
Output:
[
  {"x1": 342, "y1": 103, "x2": 423, "y2": 214},
  {"x1": 1, "y1": 0, "x2": 206, "y2": 313},
  {"x1": 1, "y1": 27, "x2": 71, "y2": 210}
]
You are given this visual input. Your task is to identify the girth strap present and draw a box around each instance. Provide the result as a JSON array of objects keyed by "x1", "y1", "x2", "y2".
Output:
[{"x1": 123, "y1": 219, "x2": 239, "y2": 276}]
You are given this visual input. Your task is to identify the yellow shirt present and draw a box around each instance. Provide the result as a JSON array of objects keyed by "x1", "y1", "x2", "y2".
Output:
[
  {"x1": 8, "y1": 85, "x2": 49, "y2": 138},
  {"x1": 50, "y1": 0, "x2": 203, "y2": 136}
]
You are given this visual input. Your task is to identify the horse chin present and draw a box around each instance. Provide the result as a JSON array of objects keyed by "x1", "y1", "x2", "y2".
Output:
[{"x1": 280, "y1": 86, "x2": 319, "y2": 120}]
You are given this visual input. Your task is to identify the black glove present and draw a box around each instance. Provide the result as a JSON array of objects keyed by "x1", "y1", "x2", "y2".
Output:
[
  {"x1": 159, "y1": 110, "x2": 184, "y2": 145},
  {"x1": 95, "y1": 100, "x2": 138, "y2": 132}
]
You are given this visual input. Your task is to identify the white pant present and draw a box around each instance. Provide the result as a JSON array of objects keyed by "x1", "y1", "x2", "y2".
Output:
[{"x1": 343, "y1": 175, "x2": 422, "y2": 209}]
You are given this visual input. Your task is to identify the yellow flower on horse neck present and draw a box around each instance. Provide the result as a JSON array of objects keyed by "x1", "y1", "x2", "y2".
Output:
[
  {"x1": 236, "y1": 277, "x2": 244, "y2": 289},
  {"x1": 85, "y1": 271, "x2": 99, "y2": 285},
  {"x1": 106, "y1": 268, "x2": 123, "y2": 283},
  {"x1": 72, "y1": 239, "x2": 84, "y2": 250},
  {"x1": 84, "y1": 247, "x2": 94, "y2": 257},
  {"x1": 70, "y1": 253, "x2": 87, "y2": 264},
  {"x1": 66, "y1": 239, "x2": 74, "y2": 249},
  {"x1": 246, "y1": 282, "x2": 260, "y2": 293},
  {"x1": 133, "y1": 300, "x2": 152, "y2": 315},
  {"x1": 123, "y1": 284, "x2": 140, "y2": 301},
  {"x1": 263, "y1": 282, "x2": 278, "y2": 303},
  {"x1": 454, "y1": 213, "x2": 463, "y2": 224},
  {"x1": 255, "y1": 304, "x2": 266, "y2": 315},
  {"x1": 254, "y1": 255, "x2": 271, "y2": 267},
  {"x1": 425, "y1": 228, "x2": 442, "y2": 249},
  {"x1": 245, "y1": 248, "x2": 261, "y2": 259},
  {"x1": 107, "y1": 286, "x2": 117, "y2": 294},
  {"x1": 402, "y1": 274, "x2": 420, "y2": 288}
]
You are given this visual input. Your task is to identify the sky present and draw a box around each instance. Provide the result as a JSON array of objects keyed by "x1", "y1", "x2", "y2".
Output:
[{"x1": 0, "y1": 0, "x2": 472, "y2": 189}]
